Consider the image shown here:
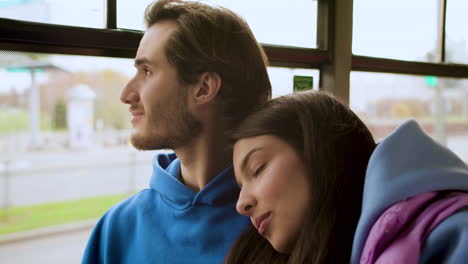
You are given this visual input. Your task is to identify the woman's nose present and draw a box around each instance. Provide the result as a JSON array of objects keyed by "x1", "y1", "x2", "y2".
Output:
[{"x1": 236, "y1": 189, "x2": 255, "y2": 216}]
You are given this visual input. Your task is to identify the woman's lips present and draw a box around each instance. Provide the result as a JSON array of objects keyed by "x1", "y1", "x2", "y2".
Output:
[{"x1": 254, "y1": 212, "x2": 271, "y2": 236}]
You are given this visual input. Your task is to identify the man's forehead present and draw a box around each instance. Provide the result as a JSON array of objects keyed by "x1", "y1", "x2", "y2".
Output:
[
  {"x1": 134, "y1": 57, "x2": 154, "y2": 66},
  {"x1": 136, "y1": 21, "x2": 177, "y2": 63},
  {"x1": 141, "y1": 21, "x2": 177, "y2": 48}
]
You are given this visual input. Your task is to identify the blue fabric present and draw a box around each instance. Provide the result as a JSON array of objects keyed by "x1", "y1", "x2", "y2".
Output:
[
  {"x1": 419, "y1": 207, "x2": 468, "y2": 264},
  {"x1": 82, "y1": 153, "x2": 249, "y2": 264},
  {"x1": 351, "y1": 119, "x2": 468, "y2": 264}
]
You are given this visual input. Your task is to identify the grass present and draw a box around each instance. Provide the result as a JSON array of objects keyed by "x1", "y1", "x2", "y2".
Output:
[
  {"x1": 0, "y1": 193, "x2": 128, "y2": 235},
  {"x1": 0, "y1": 109, "x2": 55, "y2": 134},
  {"x1": 0, "y1": 110, "x2": 29, "y2": 134}
]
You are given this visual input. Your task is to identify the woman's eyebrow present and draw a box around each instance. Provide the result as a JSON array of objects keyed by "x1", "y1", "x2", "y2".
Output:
[
  {"x1": 235, "y1": 179, "x2": 242, "y2": 189},
  {"x1": 240, "y1": 147, "x2": 264, "y2": 173}
]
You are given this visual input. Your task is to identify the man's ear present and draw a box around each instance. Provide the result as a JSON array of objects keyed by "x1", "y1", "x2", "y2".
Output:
[{"x1": 193, "y1": 72, "x2": 221, "y2": 104}]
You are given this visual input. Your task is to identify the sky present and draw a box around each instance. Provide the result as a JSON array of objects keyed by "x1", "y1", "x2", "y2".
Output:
[{"x1": 0, "y1": 0, "x2": 467, "y2": 110}]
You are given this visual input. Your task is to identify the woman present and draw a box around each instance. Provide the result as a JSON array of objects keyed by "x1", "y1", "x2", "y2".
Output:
[{"x1": 225, "y1": 91, "x2": 468, "y2": 264}]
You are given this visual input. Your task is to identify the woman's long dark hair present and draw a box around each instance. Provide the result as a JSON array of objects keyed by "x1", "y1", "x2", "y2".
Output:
[{"x1": 225, "y1": 91, "x2": 376, "y2": 264}]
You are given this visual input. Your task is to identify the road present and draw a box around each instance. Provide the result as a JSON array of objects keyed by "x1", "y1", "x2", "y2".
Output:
[
  {"x1": 0, "y1": 146, "x2": 169, "y2": 207},
  {"x1": 1, "y1": 135, "x2": 468, "y2": 207},
  {"x1": 0, "y1": 227, "x2": 93, "y2": 264}
]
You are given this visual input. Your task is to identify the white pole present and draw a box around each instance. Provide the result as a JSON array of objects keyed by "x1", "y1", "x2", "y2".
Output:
[
  {"x1": 433, "y1": 84, "x2": 446, "y2": 145},
  {"x1": 2, "y1": 160, "x2": 11, "y2": 221},
  {"x1": 29, "y1": 69, "x2": 40, "y2": 148}
]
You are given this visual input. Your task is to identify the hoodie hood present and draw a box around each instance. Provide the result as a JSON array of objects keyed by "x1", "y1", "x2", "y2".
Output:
[
  {"x1": 351, "y1": 119, "x2": 468, "y2": 263},
  {"x1": 149, "y1": 153, "x2": 241, "y2": 210}
]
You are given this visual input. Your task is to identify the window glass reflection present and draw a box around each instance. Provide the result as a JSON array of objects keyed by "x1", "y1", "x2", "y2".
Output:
[
  {"x1": 350, "y1": 71, "x2": 468, "y2": 162},
  {"x1": 353, "y1": 0, "x2": 439, "y2": 62},
  {"x1": 268, "y1": 67, "x2": 319, "y2": 98},
  {"x1": 0, "y1": 51, "x2": 157, "y2": 228},
  {"x1": 446, "y1": 0, "x2": 468, "y2": 64},
  {"x1": 0, "y1": 0, "x2": 104, "y2": 28},
  {"x1": 117, "y1": 0, "x2": 318, "y2": 48}
]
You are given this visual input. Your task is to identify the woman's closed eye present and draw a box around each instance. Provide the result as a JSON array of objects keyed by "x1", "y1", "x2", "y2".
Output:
[{"x1": 253, "y1": 163, "x2": 266, "y2": 177}]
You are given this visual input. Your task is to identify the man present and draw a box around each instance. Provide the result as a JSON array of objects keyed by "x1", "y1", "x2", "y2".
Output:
[{"x1": 81, "y1": 0, "x2": 271, "y2": 263}]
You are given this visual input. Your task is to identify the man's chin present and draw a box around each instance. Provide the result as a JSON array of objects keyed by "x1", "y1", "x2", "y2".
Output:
[{"x1": 130, "y1": 133, "x2": 167, "y2": 150}]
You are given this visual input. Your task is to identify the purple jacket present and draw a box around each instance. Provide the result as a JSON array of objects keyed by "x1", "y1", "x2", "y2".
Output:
[
  {"x1": 351, "y1": 120, "x2": 468, "y2": 264},
  {"x1": 360, "y1": 192, "x2": 468, "y2": 263}
]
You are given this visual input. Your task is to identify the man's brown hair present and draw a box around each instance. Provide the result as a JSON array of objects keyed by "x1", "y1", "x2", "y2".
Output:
[{"x1": 145, "y1": 0, "x2": 271, "y2": 128}]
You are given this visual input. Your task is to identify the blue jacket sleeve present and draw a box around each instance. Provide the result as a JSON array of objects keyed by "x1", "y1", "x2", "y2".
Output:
[
  {"x1": 81, "y1": 215, "x2": 109, "y2": 264},
  {"x1": 419, "y1": 207, "x2": 468, "y2": 264}
]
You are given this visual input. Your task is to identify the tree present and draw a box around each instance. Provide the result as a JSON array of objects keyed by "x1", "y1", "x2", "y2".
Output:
[{"x1": 52, "y1": 99, "x2": 67, "y2": 130}]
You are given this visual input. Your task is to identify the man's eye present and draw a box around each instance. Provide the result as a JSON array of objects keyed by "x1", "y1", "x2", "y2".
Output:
[{"x1": 143, "y1": 69, "x2": 151, "y2": 76}]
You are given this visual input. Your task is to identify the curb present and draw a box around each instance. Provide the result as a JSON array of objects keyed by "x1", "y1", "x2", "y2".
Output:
[{"x1": 0, "y1": 219, "x2": 98, "y2": 245}]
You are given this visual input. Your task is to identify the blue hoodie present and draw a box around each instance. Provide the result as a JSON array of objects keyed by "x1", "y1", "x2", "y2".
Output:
[
  {"x1": 82, "y1": 153, "x2": 249, "y2": 264},
  {"x1": 351, "y1": 119, "x2": 468, "y2": 263}
]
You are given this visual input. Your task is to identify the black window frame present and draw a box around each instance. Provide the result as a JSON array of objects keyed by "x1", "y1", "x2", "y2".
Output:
[{"x1": 0, "y1": 0, "x2": 467, "y2": 97}]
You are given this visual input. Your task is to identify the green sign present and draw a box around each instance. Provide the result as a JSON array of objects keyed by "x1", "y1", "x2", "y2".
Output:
[
  {"x1": 6, "y1": 67, "x2": 44, "y2": 73},
  {"x1": 6, "y1": 67, "x2": 30, "y2": 73},
  {"x1": 425, "y1": 76, "x2": 438, "y2": 87},
  {"x1": 293, "y1": 75, "x2": 313, "y2": 92},
  {"x1": 0, "y1": 0, "x2": 33, "y2": 8}
]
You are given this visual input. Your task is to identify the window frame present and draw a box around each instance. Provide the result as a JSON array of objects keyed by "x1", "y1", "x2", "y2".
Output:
[{"x1": 0, "y1": 0, "x2": 467, "y2": 97}]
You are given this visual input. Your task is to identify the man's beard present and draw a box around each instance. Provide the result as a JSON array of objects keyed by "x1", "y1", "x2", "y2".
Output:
[{"x1": 130, "y1": 99, "x2": 202, "y2": 151}]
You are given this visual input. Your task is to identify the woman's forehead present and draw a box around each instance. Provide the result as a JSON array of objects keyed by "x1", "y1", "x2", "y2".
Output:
[
  {"x1": 233, "y1": 135, "x2": 286, "y2": 163},
  {"x1": 234, "y1": 135, "x2": 268, "y2": 154}
]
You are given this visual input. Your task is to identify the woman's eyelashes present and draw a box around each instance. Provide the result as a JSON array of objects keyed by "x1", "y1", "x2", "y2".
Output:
[{"x1": 253, "y1": 163, "x2": 266, "y2": 177}]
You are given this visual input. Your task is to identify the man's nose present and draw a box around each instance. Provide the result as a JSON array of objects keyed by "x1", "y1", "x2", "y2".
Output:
[{"x1": 120, "y1": 79, "x2": 140, "y2": 104}]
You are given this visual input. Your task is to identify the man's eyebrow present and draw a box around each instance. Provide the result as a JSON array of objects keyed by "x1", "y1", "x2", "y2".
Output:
[
  {"x1": 134, "y1": 57, "x2": 154, "y2": 66},
  {"x1": 240, "y1": 147, "x2": 263, "y2": 174}
]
